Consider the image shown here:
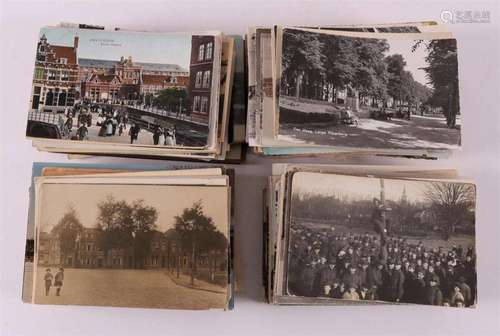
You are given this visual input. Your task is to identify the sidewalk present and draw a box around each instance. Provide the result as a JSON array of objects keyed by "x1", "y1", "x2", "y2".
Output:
[{"x1": 165, "y1": 271, "x2": 227, "y2": 295}]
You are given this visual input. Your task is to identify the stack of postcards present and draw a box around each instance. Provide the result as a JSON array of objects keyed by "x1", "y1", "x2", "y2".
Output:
[
  {"x1": 26, "y1": 23, "x2": 246, "y2": 162},
  {"x1": 264, "y1": 164, "x2": 477, "y2": 307},
  {"x1": 247, "y1": 22, "x2": 461, "y2": 158},
  {"x1": 23, "y1": 162, "x2": 234, "y2": 310}
]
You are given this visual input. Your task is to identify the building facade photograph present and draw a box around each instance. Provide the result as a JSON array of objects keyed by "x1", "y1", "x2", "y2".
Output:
[
  {"x1": 79, "y1": 56, "x2": 189, "y2": 102},
  {"x1": 29, "y1": 34, "x2": 79, "y2": 113},
  {"x1": 37, "y1": 227, "x2": 227, "y2": 276}
]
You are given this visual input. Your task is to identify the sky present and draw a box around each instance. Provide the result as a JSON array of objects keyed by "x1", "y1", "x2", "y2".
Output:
[
  {"x1": 292, "y1": 172, "x2": 432, "y2": 203},
  {"x1": 37, "y1": 183, "x2": 229, "y2": 237},
  {"x1": 384, "y1": 38, "x2": 430, "y2": 88},
  {"x1": 40, "y1": 27, "x2": 191, "y2": 68}
]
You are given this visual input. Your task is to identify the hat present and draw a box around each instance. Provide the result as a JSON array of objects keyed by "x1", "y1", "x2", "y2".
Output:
[{"x1": 430, "y1": 275, "x2": 440, "y2": 284}]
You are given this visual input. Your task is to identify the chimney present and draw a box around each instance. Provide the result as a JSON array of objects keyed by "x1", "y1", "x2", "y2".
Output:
[{"x1": 74, "y1": 36, "x2": 79, "y2": 49}]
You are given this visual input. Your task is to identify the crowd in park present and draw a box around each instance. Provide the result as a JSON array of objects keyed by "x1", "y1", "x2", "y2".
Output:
[
  {"x1": 288, "y1": 226, "x2": 476, "y2": 307},
  {"x1": 288, "y1": 203, "x2": 476, "y2": 307}
]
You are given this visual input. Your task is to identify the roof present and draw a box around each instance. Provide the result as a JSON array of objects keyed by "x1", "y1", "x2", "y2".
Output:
[
  {"x1": 88, "y1": 73, "x2": 121, "y2": 84},
  {"x1": 142, "y1": 74, "x2": 170, "y2": 85},
  {"x1": 78, "y1": 58, "x2": 188, "y2": 73},
  {"x1": 49, "y1": 45, "x2": 77, "y2": 64}
]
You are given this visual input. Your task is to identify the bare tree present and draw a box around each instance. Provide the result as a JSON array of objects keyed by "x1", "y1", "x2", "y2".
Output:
[{"x1": 423, "y1": 182, "x2": 475, "y2": 240}]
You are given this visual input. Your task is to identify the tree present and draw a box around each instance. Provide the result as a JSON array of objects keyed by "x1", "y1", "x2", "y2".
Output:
[
  {"x1": 96, "y1": 196, "x2": 158, "y2": 268},
  {"x1": 423, "y1": 182, "x2": 475, "y2": 240},
  {"x1": 130, "y1": 200, "x2": 158, "y2": 268},
  {"x1": 417, "y1": 39, "x2": 460, "y2": 127},
  {"x1": 174, "y1": 201, "x2": 228, "y2": 284},
  {"x1": 153, "y1": 88, "x2": 187, "y2": 113},
  {"x1": 281, "y1": 29, "x2": 326, "y2": 100},
  {"x1": 51, "y1": 205, "x2": 83, "y2": 266}
]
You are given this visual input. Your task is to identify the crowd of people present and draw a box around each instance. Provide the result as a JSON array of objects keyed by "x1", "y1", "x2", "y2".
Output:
[
  {"x1": 55, "y1": 101, "x2": 177, "y2": 146},
  {"x1": 288, "y1": 223, "x2": 477, "y2": 307}
]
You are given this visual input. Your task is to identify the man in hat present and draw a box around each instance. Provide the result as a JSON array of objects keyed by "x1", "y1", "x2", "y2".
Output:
[
  {"x1": 342, "y1": 265, "x2": 361, "y2": 292},
  {"x1": 367, "y1": 261, "x2": 384, "y2": 299},
  {"x1": 318, "y1": 260, "x2": 338, "y2": 294},
  {"x1": 300, "y1": 263, "x2": 318, "y2": 297},
  {"x1": 54, "y1": 268, "x2": 64, "y2": 296},
  {"x1": 387, "y1": 261, "x2": 405, "y2": 302},
  {"x1": 331, "y1": 282, "x2": 344, "y2": 299},
  {"x1": 425, "y1": 275, "x2": 443, "y2": 306},
  {"x1": 462, "y1": 254, "x2": 476, "y2": 304},
  {"x1": 456, "y1": 276, "x2": 472, "y2": 306},
  {"x1": 44, "y1": 268, "x2": 53, "y2": 296}
]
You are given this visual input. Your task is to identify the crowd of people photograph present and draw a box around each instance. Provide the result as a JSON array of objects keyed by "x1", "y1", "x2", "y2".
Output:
[
  {"x1": 287, "y1": 224, "x2": 476, "y2": 307},
  {"x1": 55, "y1": 101, "x2": 177, "y2": 146}
]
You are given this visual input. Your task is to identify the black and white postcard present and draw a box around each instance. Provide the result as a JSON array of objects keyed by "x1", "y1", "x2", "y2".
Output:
[
  {"x1": 284, "y1": 172, "x2": 476, "y2": 307},
  {"x1": 278, "y1": 28, "x2": 461, "y2": 151}
]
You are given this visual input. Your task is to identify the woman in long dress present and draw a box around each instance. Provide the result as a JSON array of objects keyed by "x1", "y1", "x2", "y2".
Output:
[
  {"x1": 164, "y1": 128, "x2": 174, "y2": 146},
  {"x1": 106, "y1": 118, "x2": 113, "y2": 136}
]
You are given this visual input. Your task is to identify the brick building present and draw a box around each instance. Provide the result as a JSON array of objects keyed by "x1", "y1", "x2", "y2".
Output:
[
  {"x1": 187, "y1": 35, "x2": 215, "y2": 124},
  {"x1": 29, "y1": 34, "x2": 79, "y2": 113},
  {"x1": 37, "y1": 227, "x2": 227, "y2": 274},
  {"x1": 79, "y1": 56, "x2": 189, "y2": 102}
]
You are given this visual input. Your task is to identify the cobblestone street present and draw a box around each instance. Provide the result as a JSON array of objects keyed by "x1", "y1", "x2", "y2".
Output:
[{"x1": 33, "y1": 268, "x2": 227, "y2": 309}]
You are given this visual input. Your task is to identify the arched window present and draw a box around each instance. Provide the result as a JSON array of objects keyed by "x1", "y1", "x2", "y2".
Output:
[
  {"x1": 45, "y1": 91, "x2": 54, "y2": 106},
  {"x1": 58, "y1": 91, "x2": 67, "y2": 106}
]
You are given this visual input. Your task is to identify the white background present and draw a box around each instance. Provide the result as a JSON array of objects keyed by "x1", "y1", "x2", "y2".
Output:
[{"x1": 1, "y1": 1, "x2": 499, "y2": 335}]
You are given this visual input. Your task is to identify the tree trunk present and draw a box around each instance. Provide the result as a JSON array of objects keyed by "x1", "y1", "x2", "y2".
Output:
[{"x1": 190, "y1": 241, "x2": 196, "y2": 285}]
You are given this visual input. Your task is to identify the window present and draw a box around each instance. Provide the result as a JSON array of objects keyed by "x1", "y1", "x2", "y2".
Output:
[
  {"x1": 32, "y1": 86, "x2": 41, "y2": 109},
  {"x1": 198, "y1": 44, "x2": 205, "y2": 61},
  {"x1": 61, "y1": 71, "x2": 69, "y2": 81},
  {"x1": 170, "y1": 76, "x2": 177, "y2": 84},
  {"x1": 205, "y1": 42, "x2": 213, "y2": 60},
  {"x1": 59, "y1": 58, "x2": 68, "y2": 64},
  {"x1": 45, "y1": 91, "x2": 54, "y2": 106},
  {"x1": 195, "y1": 71, "x2": 203, "y2": 88},
  {"x1": 48, "y1": 70, "x2": 57, "y2": 80},
  {"x1": 202, "y1": 71, "x2": 211, "y2": 88},
  {"x1": 193, "y1": 96, "x2": 201, "y2": 112},
  {"x1": 200, "y1": 96, "x2": 209, "y2": 113},
  {"x1": 34, "y1": 68, "x2": 44, "y2": 80},
  {"x1": 58, "y1": 91, "x2": 67, "y2": 106}
]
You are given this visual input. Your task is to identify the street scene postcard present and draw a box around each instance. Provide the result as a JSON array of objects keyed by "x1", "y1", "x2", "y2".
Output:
[
  {"x1": 27, "y1": 170, "x2": 232, "y2": 310},
  {"x1": 26, "y1": 26, "x2": 220, "y2": 149}
]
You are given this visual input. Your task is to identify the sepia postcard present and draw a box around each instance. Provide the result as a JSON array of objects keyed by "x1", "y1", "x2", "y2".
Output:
[{"x1": 25, "y1": 165, "x2": 233, "y2": 310}]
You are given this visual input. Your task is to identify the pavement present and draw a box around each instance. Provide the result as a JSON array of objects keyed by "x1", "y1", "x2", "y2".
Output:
[
  {"x1": 66, "y1": 113, "x2": 170, "y2": 146},
  {"x1": 32, "y1": 268, "x2": 227, "y2": 309},
  {"x1": 166, "y1": 270, "x2": 227, "y2": 294},
  {"x1": 279, "y1": 97, "x2": 461, "y2": 149},
  {"x1": 281, "y1": 114, "x2": 461, "y2": 149}
]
